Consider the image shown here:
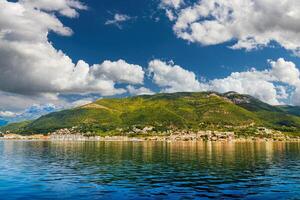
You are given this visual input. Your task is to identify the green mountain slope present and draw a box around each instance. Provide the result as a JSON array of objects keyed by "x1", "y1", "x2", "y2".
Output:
[
  {"x1": 223, "y1": 92, "x2": 300, "y2": 132},
  {"x1": 0, "y1": 121, "x2": 32, "y2": 133},
  {"x1": 277, "y1": 105, "x2": 300, "y2": 117},
  {"x1": 2, "y1": 92, "x2": 300, "y2": 135},
  {"x1": 223, "y1": 92, "x2": 281, "y2": 112}
]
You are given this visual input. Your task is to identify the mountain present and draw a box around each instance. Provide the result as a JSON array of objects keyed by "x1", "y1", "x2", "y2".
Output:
[
  {"x1": 0, "y1": 121, "x2": 31, "y2": 133},
  {"x1": 223, "y1": 92, "x2": 300, "y2": 132},
  {"x1": 277, "y1": 105, "x2": 300, "y2": 117},
  {"x1": 2, "y1": 92, "x2": 300, "y2": 135},
  {"x1": 223, "y1": 92, "x2": 281, "y2": 112}
]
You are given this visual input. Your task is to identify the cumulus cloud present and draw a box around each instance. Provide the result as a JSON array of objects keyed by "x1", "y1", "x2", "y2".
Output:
[
  {"x1": 160, "y1": 0, "x2": 184, "y2": 9},
  {"x1": 160, "y1": 0, "x2": 184, "y2": 21},
  {"x1": 291, "y1": 87, "x2": 300, "y2": 105},
  {"x1": 50, "y1": 59, "x2": 145, "y2": 96},
  {"x1": 0, "y1": 111, "x2": 17, "y2": 118},
  {"x1": 0, "y1": 92, "x2": 99, "y2": 123},
  {"x1": 70, "y1": 98, "x2": 94, "y2": 107},
  {"x1": 0, "y1": 91, "x2": 63, "y2": 112},
  {"x1": 148, "y1": 58, "x2": 300, "y2": 105},
  {"x1": 0, "y1": 0, "x2": 147, "y2": 121},
  {"x1": 0, "y1": 0, "x2": 144, "y2": 97},
  {"x1": 127, "y1": 86, "x2": 154, "y2": 96},
  {"x1": 91, "y1": 60, "x2": 144, "y2": 85},
  {"x1": 162, "y1": 0, "x2": 300, "y2": 55},
  {"x1": 209, "y1": 59, "x2": 300, "y2": 105},
  {"x1": 0, "y1": 104, "x2": 58, "y2": 123},
  {"x1": 276, "y1": 86, "x2": 289, "y2": 100},
  {"x1": 148, "y1": 59, "x2": 208, "y2": 93},
  {"x1": 269, "y1": 58, "x2": 300, "y2": 86},
  {"x1": 209, "y1": 70, "x2": 279, "y2": 105},
  {"x1": 105, "y1": 13, "x2": 132, "y2": 29},
  {"x1": 20, "y1": 0, "x2": 88, "y2": 18}
]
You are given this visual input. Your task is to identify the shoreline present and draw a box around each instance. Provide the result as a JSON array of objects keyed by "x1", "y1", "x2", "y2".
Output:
[
  {"x1": 1, "y1": 135, "x2": 300, "y2": 142},
  {"x1": 2, "y1": 127, "x2": 300, "y2": 142}
]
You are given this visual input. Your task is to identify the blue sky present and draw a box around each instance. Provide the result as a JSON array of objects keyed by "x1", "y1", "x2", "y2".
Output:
[
  {"x1": 50, "y1": 0, "x2": 299, "y2": 79},
  {"x1": 1, "y1": 0, "x2": 300, "y2": 124}
]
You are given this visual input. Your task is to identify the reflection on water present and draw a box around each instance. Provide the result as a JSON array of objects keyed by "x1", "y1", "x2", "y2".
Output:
[{"x1": 0, "y1": 141, "x2": 299, "y2": 199}]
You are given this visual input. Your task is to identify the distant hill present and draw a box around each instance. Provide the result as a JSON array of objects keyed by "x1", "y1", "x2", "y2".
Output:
[
  {"x1": 0, "y1": 121, "x2": 31, "y2": 132},
  {"x1": 276, "y1": 105, "x2": 300, "y2": 117},
  {"x1": 2, "y1": 92, "x2": 300, "y2": 135}
]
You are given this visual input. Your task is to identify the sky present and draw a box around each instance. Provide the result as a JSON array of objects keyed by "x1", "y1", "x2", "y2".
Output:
[{"x1": 1, "y1": 0, "x2": 300, "y2": 124}]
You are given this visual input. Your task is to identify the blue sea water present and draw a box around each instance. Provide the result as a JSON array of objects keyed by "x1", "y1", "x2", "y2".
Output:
[{"x1": 0, "y1": 141, "x2": 299, "y2": 200}]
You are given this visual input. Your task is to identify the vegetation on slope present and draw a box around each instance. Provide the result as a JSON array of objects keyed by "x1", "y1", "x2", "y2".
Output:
[
  {"x1": 0, "y1": 121, "x2": 32, "y2": 133},
  {"x1": 277, "y1": 105, "x2": 300, "y2": 117},
  {"x1": 1, "y1": 92, "x2": 300, "y2": 135},
  {"x1": 223, "y1": 92, "x2": 300, "y2": 132}
]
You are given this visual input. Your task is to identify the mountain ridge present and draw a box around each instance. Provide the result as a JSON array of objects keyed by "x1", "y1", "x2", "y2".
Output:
[{"x1": 1, "y1": 92, "x2": 300, "y2": 135}]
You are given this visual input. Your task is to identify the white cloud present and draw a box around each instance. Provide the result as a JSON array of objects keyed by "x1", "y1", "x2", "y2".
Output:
[
  {"x1": 148, "y1": 59, "x2": 208, "y2": 93},
  {"x1": 292, "y1": 87, "x2": 300, "y2": 105},
  {"x1": 269, "y1": 58, "x2": 300, "y2": 86},
  {"x1": 210, "y1": 58, "x2": 300, "y2": 105},
  {"x1": 209, "y1": 70, "x2": 279, "y2": 105},
  {"x1": 165, "y1": 9, "x2": 176, "y2": 21},
  {"x1": 276, "y1": 86, "x2": 289, "y2": 100},
  {"x1": 0, "y1": 104, "x2": 59, "y2": 123},
  {"x1": 50, "y1": 59, "x2": 145, "y2": 96},
  {"x1": 162, "y1": 0, "x2": 300, "y2": 55},
  {"x1": 91, "y1": 60, "x2": 144, "y2": 85},
  {"x1": 0, "y1": 93, "x2": 98, "y2": 123},
  {"x1": 160, "y1": 0, "x2": 184, "y2": 9},
  {"x1": 148, "y1": 58, "x2": 300, "y2": 106},
  {"x1": 70, "y1": 98, "x2": 93, "y2": 107},
  {"x1": 0, "y1": 91, "x2": 63, "y2": 112},
  {"x1": 0, "y1": 0, "x2": 146, "y2": 121},
  {"x1": 127, "y1": 86, "x2": 154, "y2": 96},
  {"x1": 0, "y1": 1, "x2": 144, "y2": 97},
  {"x1": 105, "y1": 13, "x2": 132, "y2": 29},
  {"x1": 20, "y1": 0, "x2": 87, "y2": 18},
  {"x1": 160, "y1": 0, "x2": 184, "y2": 21},
  {"x1": 0, "y1": 111, "x2": 17, "y2": 118},
  {"x1": 0, "y1": 0, "x2": 74, "y2": 41}
]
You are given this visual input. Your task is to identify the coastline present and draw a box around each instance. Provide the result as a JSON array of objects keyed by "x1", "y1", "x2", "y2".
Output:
[
  {"x1": 2, "y1": 124, "x2": 300, "y2": 142},
  {"x1": 1, "y1": 134, "x2": 300, "y2": 142}
]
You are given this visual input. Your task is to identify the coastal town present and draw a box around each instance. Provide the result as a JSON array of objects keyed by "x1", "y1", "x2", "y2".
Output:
[{"x1": 1, "y1": 126, "x2": 299, "y2": 142}]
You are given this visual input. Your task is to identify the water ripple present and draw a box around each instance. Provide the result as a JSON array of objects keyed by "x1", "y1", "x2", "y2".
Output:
[{"x1": 0, "y1": 141, "x2": 300, "y2": 200}]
